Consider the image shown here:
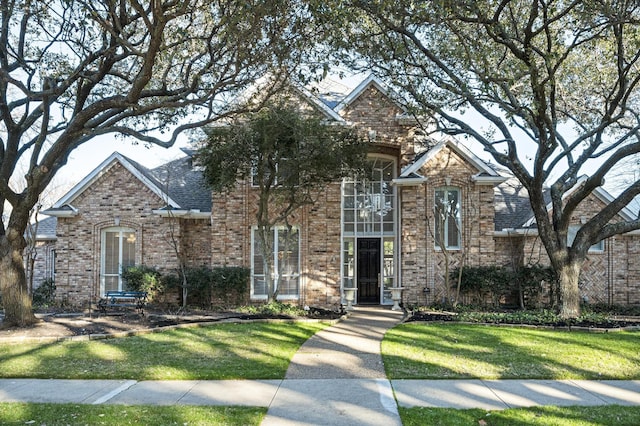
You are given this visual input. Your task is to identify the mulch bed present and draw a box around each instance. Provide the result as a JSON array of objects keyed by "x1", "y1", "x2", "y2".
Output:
[{"x1": 0, "y1": 307, "x2": 343, "y2": 340}]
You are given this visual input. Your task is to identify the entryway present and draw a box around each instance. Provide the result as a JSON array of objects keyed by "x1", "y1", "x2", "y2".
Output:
[{"x1": 357, "y1": 238, "x2": 381, "y2": 304}]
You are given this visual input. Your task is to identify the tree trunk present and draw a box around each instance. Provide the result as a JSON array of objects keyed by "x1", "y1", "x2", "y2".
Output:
[
  {"x1": 0, "y1": 234, "x2": 38, "y2": 327},
  {"x1": 557, "y1": 261, "x2": 582, "y2": 319}
]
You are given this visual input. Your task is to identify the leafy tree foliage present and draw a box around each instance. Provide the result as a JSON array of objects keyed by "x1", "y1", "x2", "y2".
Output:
[
  {"x1": 0, "y1": 0, "x2": 317, "y2": 326},
  {"x1": 312, "y1": 0, "x2": 640, "y2": 318},
  {"x1": 198, "y1": 101, "x2": 368, "y2": 301}
]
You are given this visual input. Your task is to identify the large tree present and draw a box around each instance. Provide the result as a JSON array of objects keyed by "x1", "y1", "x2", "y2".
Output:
[
  {"x1": 312, "y1": 0, "x2": 640, "y2": 318},
  {"x1": 0, "y1": 0, "x2": 316, "y2": 326},
  {"x1": 198, "y1": 101, "x2": 367, "y2": 302}
]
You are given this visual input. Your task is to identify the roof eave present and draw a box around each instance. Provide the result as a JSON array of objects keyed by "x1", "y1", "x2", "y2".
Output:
[
  {"x1": 41, "y1": 205, "x2": 79, "y2": 218},
  {"x1": 152, "y1": 209, "x2": 211, "y2": 219},
  {"x1": 494, "y1": 228, "x2": 539, "y2": 237},
  {"x1": 472, "y1": 174, "x2": 509, "y2": 185},
  {"x1": 392, "y1": 177, "x2": 428, "y2": 186}
]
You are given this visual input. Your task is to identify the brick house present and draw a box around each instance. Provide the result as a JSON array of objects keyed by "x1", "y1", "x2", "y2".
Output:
[{"x1": 42, "y1": 76, "x2": 640, "y2": 308}]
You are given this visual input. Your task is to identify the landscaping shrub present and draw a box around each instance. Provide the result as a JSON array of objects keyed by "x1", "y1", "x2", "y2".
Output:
[
  {"x1": 164, "y1": 266, "x2": 250, "y2": 308},
  {"x1": 513, "y1": 265, "x2": 555, "y2": 308},
  {"x1": 451, "y1": 265, "x2": 511, "y2": 307},
  {"x1": 32, "y1": 278, "x2": 56, "y2": 307},
  {"x1": 452, "y1": 265, "x2": 553, "y2": 309},
  {"x1": 122, "y1": 265, "x2": 164, "y2": 301},
  {"x1": 164, "y1": 266, "x2": 214, "y2": 308},
  {"x1": 237, "y1": 301, "x2": 308, "y2": 317},
  {"x1": 210, "y1": 266, "x2": 250, "y2": 307}
]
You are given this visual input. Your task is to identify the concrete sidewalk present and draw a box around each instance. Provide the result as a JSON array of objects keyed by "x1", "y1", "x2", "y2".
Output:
[
  {"x1": 0, "y1": 306, "x2": 638, "y2": 425},
  {"x1": 0, "y1": 378, "x2": 638, "y2": 408}
]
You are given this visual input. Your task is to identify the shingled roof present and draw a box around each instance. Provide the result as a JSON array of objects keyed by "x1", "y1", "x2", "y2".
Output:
[{"x1": 148, "y1": 153, "x2": 211, "y2": 213}]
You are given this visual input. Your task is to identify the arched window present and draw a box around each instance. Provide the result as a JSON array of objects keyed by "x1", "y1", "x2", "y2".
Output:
[{"x1": 100, "y1": 227, "x2": 136, "y2": 294}]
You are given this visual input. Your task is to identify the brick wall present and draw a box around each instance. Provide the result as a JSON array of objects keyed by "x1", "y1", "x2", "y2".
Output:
[
  {"x1": 399, "y1": 145, "x2": 499, "y2": 305},
  {"x1": 54, "y1": 161, "x2": 209, "y2": 306},
  {"x1": 514, "y1": 193, "x2": 640, "y2": 306}
]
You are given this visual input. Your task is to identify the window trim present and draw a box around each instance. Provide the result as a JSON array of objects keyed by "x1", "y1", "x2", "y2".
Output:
[
  {"x1": 567, "y1": 225, "x2": 605, "y2": 253},
  {"x1": 100, "y1": 226, "x2": 136, "y2": 295},
  {"x1": 434, "y1": 186, "x2": 461, "y2": 250},
  {"x1": 250, "y1": 226, "x2": 300, "y2": 300}
]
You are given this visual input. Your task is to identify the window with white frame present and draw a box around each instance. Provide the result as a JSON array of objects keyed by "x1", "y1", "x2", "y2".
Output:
[
  {"x1": 100, "y1": 227, "x2": 136, "y2": 294},
  {"x1": 251, "y1": 227, "x2": 300, "y2": 298},
  {"x1": 434, "y1": 187, "x2": 461, "y2": 250},
  {"x1": 567, "y1": 225, "x2": 604, "y2": 252}
]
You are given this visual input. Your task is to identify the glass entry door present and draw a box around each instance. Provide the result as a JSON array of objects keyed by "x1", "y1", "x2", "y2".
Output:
[{"x1": 101, "y1": 227, "x2": 136, "y2": 294}]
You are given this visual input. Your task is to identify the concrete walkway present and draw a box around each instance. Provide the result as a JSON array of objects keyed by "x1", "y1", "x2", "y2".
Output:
[
  {"x1": 261, "y1": 306, "x2": 404, "y2": 425},
  {"x1": 0, "y1": 306, "x2": 639, "y2": 425}
]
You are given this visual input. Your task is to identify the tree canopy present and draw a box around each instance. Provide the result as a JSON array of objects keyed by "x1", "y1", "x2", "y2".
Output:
[
  {"x1": 0, "y1": 0, "x2": 318, "y2": 326},
  {"x1": 311, "y1": 0, "x2": 640, "y2": 317},
  {"x1": 198, "y1": 101, "x2": 368, "y2": 301}
]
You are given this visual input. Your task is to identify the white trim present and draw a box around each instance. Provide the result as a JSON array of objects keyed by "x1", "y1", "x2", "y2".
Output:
[
  {"x1": 340, "y1": 154, "x2": 398, "y2": 306},
  {"x1": 494, "y1": 228, "x2": 539, "y2": 237},
  {"x1": 52, "y1": 152, "x2": 180, "y2": 209},
  {"x1": 250, "y1": 226, "x2": 301, "y2": 300},
  {"x1": 334, "y1": 74, "x2": 404, "y2": 114},
  {"x1": 401, "y1": 139, "x2": 502, "y2": 180},
  {"x1": 42, "y1": 204, "x2": 79, "y2": 217},
  {"x1": 471, "y1": 173, "x2": 508, "y2": 185},
  {"x1": 100, "y1": 226, "x2": 136, "y2": 295},
  {"x1": 434, "y1": 186, "x2": 462, "y2": 250},
  {"x1": 392, "y1": 176, "x2": 428, "y2": 186},
  {"x1": 152, "y1": 209, "x2": 210, "y2": 219},
  {"x1": 294, "y1": 85, "x2": 346, "y2": 123}
]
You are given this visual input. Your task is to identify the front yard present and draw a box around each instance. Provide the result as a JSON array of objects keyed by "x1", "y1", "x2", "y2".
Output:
[
  {"x1": 0, "y1": 319, "x2": 638, "y2": 425},
  {"x1": 382, "y1": 323, "x2": 640, "y2": 380}
]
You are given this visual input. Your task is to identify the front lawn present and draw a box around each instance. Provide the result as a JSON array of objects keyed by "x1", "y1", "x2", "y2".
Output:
[
  {"x1": 400, "y1": 405, "x2": 640, "y2": 426},
  {"x1": 383, "y1": 323, "x2": 640, "y2": 379},
  {"x1": 0, "y1": 322, "x2": 327, "y2": 380},
  {"x1": 0, "y1": 402, "x2": 265, "y2": 426}
]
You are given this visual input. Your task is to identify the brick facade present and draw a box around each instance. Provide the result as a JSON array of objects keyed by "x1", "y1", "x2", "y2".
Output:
[
  {"x1": 45, "y1": 77, "x2": 640, "y2": 309},
  {"x1": 53, "y1": 161, "x2": 210, "y2": 306}
]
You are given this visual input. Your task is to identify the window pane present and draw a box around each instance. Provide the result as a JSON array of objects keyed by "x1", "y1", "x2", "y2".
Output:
[
  {"x1": 435, "y1": 188, "x2": 461, "y2": 249},
  {"x1": 279, "y1": 277, "x2": 299, "y2": 295},
  {"x1": 252, "y1": 227, "x2": 299, "y2": 297},
  {"x1": 104, "y1": 276, "x2": 119, "y2": 293},
  {"x1": 278, "y1": 228, "x2": 299, "y2": 277},
  {"x1": 104, "y1": 232, "x2": 119, "y2": 275}
]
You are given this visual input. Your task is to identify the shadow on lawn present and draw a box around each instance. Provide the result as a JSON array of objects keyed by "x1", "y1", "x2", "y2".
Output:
[
  {"x1": 0, "y1": 322, "x2": 325, "y2": 381},
  {"x1": 382, "y1": 323, "x2": 640, "y2": 380}
]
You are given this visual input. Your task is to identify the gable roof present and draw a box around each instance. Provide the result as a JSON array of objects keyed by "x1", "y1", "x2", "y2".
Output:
[
  {"x1": 398, "y1": 138, "x2": 506, "y2": 184},
  {"x1": 333, "y1": 75, "x2": 395, "y2": 113},
  {"x1": 493, "y1": 176, "x2": 542, "y2": 231},
  {"x1": 48, "y1": 152, "x2": 178, "y2": 211},
  {"x1": 44, "y1": 151, "x2": 212, "y2": 217}
]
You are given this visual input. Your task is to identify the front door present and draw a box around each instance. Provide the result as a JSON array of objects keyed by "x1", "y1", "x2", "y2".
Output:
[{"x1": 357, "y1": 238, "x2": 380, "y2": 304}]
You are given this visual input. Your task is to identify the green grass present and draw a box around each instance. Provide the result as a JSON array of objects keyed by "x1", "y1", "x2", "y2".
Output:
[
  {"x1": 399, "y1": 405, "x2": 640, "y2": 426},
  {"x1": 0, "y1": 402, "x2": 265, "y2": 425},
  {"x1": 383, "y1": 323, "x2": 640, "y2": 379},
  {"x1": 0, "y1": 322, "x2": 326, "y2": 380}
]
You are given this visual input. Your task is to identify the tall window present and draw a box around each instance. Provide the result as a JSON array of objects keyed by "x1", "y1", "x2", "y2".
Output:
[
  {"x1": 342, "y1": 157, "x2": 395, "y2": 236},
  {"x1": 252, "y1": 227, "x2": 300, "y2": 298},
  {"x1": 101, "y1": 227, "x2": 136, "y2": 294},
  {"x1": 434, "y1": 187, "x2": 461, "y2": 250}
]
